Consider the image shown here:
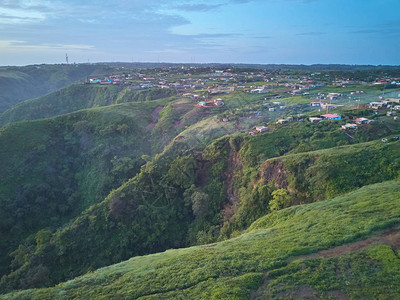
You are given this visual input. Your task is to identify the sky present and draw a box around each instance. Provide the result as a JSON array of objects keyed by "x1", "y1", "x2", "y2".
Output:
[{"x1": 0, "y1": 0, "x2": 400, "y2": 66}]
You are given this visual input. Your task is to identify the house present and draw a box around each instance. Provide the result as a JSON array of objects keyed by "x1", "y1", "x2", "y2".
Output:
[
  {"x1": 355, "y1": 118, "x2": 373, "y2": 124},
  {"x1": 309, "y1": 117, "x2": 323, "y2": 123},
  {"x1": 297, "y1": 114, "x2": 306, "y2": 121},
  {"x1": 269, "y1": 108, "x2": 275, "y2": 112},
  {"x1": 291, "y1": 90, "x2": 302, "y2": 96},
  {"x1": 255, "y1": 126, "x2": 269, "y2": 133},
  {"x1": 341, "y1": 123, "x2": 358, "y2": 130},
  {"x1": 214, "y1": 98, "x2": 224, "y2": 106},
  {"x1": 387, "y1": 111, "x2": 397, "y2": 117},
  {"x1": 321, "y1": 114, "x2": 341, "y2": 121},
  {"x1": 250, "y1": 88, "x2": 269, "y2": 94},
  {"x1": 394, "y1": 105, "x2": 400, "y2": 111},
  {"x1": 327, "y1": 93, "x2": 341, "y2": 100},
  {"x1": 321, "y1": 104, "x2": 344, "y2": 109},
  {"x1": 311, "y1": 102, "x2": 323, "y2": 107},
  {"x1": 276, "y1": 119, "x2": 288, "y2": 124},
  {"x1": 89, "y1": 78, "x2": 102, "y2": 84},
  {"x1": 369, "y1": 102, "x2": 384, "y2": 109}
]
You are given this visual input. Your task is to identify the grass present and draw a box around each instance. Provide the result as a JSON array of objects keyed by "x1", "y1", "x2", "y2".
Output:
[
  {"x1": 3, "y1": 180, "x2": 400, "y2": 299},
  {"x1": 256, "y1": 244, "x2": 400, "y2": 299}
]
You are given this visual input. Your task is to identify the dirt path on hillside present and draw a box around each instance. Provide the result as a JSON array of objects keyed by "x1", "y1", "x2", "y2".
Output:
[
  {"x1": 251, "y1": 227, "x2": 400, "y2": 300},
  {"x1": 295, "y1": 226, "x2": 400, "y2": 261},
  {"x1": 146, "y1": 106, "x2": 163, "y2": 130}
]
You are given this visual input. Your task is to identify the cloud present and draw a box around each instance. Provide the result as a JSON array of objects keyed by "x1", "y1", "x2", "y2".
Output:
[
  {"x1": 349, "y1": 29, "x2": 400, "y2": 36},
  {"x1": 296, "y1": 31, "x2": 326, "y2": 36},
  {"x1": 229, "y1": 0, "x2": 318, "y2": 3},
  {"x1": 171, "y1": 3, "x2": 224, "y2": 12},
  {"x1": 0, "y1": 40, "x2": 94, "y2": 51},
  {"x1": 253, "y1": 35, "x2": 273, "y2": 39}
]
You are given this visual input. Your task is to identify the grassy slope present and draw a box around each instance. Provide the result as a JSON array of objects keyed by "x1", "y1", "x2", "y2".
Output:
[
  {"x1": 3, "y1": 180, "x2": 400, "y2": 299},
  {"x1": 0, "y1": 99, "x2": 170, "y2": 278},
  {"x1": 0, "y1": 64, "x2": 112, "y2": 113},
  {"x1": 0, "y1": 85, "x2": 177, "y2": 127}
]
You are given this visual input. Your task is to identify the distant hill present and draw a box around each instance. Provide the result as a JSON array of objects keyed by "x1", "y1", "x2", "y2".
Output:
[
  {"x1": 99, "y1": 61, "x2": 400, "y2": 71},
  {"x1": 3, "y1": 180, "x2": 400, "y2": 299},
  {"x1": 0, "y1": 84, "x2": 176, "y2": 126},
  {"x1": 0, "y1": 64, "x2": 113, "y2": 113}
]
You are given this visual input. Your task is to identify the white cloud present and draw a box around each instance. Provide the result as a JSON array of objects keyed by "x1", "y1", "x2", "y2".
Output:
[{"x1": 0, "y1": 40, "x2": 94, "y2": 52}]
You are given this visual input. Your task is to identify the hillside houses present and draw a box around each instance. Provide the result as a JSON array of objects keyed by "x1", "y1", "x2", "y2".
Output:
[
  {"x1": 276, "y1": 117, "x2": 293, "y2": 124},
  {"x1": 311, "y1": 102, "x2": 323, "y2": 107},
  {"x1": 249, "y1": 126, "x2": 269, "y2": 135},
  {"x1": 255, "y1": 126, "x2": 269, "y2": 133},
  {"x1": 321, "y1": 114, "x2": 342, "y2": 121},
  {"x1": 199, "y1": 98, "x2": 224, "y2": 108},
  {"x1": 355, "y1": 118, "x2": 374, "y2": 124},
  {"x1": 309, "y1": 117, "x2": 323, "y2": 123},
  {"x1": 249, "y1": 88, "x2": 269, "y2": 94},
  {"x1": 368, "y1": 102, "x2": 386, "y2": 109},
  {"x1": 322, "y1": 103, "x2": 344, "y2": 109},
  {"x1": 327, "y1": 93, "x2": 341, "y2": 100},
  {"x1": 341, "y1": 123, "x2": 358, "y2": 130},
  {"x1": 208, "y1": 86, "x2": 235, "y2": 94}
]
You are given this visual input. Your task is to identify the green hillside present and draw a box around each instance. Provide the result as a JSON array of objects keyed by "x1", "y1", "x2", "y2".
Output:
[
  {"x1": 0, "y1": 84, "x2": 177, "y2": 126},
  {"x1": 0, "y1": 64, "x2": 114, "y2": 113},
  {"x1": 2, "y1": 180, "x2": 400, "y2": 299},
  {"x1": 1, "y1": 65, "x2": 400, "y2": 299},
  {"x1": 0, "y1": 100, "x2": 169, "y2": 279},
  {"x1": 2, "y1": 124, "x2": 398, "y2": 292},
  {"x1": 0, "y1": 95, "x2": 240, "y2": 289}
]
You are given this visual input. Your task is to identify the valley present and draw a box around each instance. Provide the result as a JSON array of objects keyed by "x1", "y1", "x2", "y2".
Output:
[{"x1": 0, "y1": 63, "x2": 399, "y2": 299}]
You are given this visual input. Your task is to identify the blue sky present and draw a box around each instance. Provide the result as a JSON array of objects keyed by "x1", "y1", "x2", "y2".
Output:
[{"x1": 0, "y1": 0, "x2": 399, "y2": 66}]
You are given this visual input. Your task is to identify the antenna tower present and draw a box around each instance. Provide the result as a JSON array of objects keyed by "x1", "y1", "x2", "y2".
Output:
[{"x1": 66, "y1": 53, "x2": 69, "y2": 64}]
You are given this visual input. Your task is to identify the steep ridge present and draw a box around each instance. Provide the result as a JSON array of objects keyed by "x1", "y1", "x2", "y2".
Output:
[{"x1": 2, "y1": 180, "x2": 400, "y2": 299}]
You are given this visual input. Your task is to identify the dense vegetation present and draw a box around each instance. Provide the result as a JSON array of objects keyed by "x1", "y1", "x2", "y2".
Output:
[
  {"x1": 0, "y1": 100, "x2": 168, "y2": 279},
  {"x1": 2, "y1": 180, "x2": 400, "y2": 299},
  {"x1": 1, "y1": 120, "x2": 398, "y2": 292}
]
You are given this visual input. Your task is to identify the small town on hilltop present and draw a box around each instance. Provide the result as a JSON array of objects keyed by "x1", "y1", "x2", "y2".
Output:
[{"x1": 85, "y1": 66, "x2": 400, "y2": 138}]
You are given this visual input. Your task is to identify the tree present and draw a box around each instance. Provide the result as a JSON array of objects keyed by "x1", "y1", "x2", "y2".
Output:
[
  {"x1": 191, "y1": 191, "x2": 210, "y2": 218},
  {"x1": 269, "y1": 189, "x2": 291, "y2": 212}
]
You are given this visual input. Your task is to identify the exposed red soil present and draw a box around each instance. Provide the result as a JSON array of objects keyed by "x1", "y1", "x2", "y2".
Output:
[{"x1": 146, "y1": 106, "x2": 163, "y2": 130}]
